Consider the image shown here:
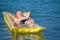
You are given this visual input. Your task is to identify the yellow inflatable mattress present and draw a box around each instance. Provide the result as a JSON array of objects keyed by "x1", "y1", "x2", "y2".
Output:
[{"x1": 3, "y1": 12, "x2": 46, "y2": 34}]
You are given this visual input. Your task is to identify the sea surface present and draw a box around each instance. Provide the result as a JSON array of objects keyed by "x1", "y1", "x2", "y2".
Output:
[{"x1": 0, "y1": 0, "x2": 60, "y2": 40}]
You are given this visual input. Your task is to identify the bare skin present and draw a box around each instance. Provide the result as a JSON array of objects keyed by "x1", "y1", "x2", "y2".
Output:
[{"x1": 8, "y1": 11, "x2": 34, "y2": 27}]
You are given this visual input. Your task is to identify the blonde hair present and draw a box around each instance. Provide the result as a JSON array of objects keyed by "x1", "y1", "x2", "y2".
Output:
[{"x1": 15, "y1": 11, "x2": 23, "y2": 17}]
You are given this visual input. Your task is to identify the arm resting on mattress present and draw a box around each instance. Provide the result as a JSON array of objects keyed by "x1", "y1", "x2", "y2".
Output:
[{"x1": 8, "y1": 13, "x2": 15, "y2": 21}]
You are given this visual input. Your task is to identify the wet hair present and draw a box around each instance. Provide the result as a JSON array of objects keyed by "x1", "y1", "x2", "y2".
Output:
[{"x1": 15, "y1": 11, "x2": 24, "y2": 17}]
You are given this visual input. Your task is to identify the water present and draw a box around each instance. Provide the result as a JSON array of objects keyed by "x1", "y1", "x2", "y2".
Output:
[
  {"x1": 0, "y1": 0, "x2": 60, "y2": 40},
  {"x1": 12, "y1": 33, "x2": 43, "y2": 40}
]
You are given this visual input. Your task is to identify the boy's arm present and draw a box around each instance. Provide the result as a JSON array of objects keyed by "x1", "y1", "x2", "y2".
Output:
[
  {"x1": 25, "y1": 12, "x2": 31, "y2": 19},
  {"x1": 8, "y1": 13, "x2": 15, "y2": 21}
]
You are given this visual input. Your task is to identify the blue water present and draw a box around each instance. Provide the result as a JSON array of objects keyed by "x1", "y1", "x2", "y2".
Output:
[{"x1": 0, "y1": 0, "x2": 60, "y2": 40}]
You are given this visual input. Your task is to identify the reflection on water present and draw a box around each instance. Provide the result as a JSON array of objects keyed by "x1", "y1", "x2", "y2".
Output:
[
  {"x1": 1, "y1": 28, "x2": 44, "y2": 40},
  {"x1": 12, "y1": 32, "x2": 43, "y2": 40}
]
